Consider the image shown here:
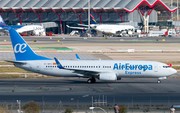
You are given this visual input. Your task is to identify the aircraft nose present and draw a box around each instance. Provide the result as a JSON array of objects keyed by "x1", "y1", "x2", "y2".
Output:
[{"x1": 171, "y1": 68, "x2": 177, "y2": 74}]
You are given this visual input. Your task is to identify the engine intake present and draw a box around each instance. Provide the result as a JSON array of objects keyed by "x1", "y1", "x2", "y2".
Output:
[{"x1": 99, "y1": 72, "x2": 117, "y2": 81}]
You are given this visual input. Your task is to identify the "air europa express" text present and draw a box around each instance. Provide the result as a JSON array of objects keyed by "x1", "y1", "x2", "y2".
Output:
[{"x1": 113, "y1": 63, "x2": 153, "y2": 71}]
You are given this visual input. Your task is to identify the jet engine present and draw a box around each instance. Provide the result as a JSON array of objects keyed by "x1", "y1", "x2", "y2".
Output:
[{"x1": 99, "y1": 72, "x2": 117, "y2": 81}]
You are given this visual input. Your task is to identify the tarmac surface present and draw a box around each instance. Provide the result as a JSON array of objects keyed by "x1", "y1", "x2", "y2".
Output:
[
  {"x1": 0, "y1": 35, "x2": 180, "y2": 44},
  {"x1": 0, "y1": 72, "x2": 180, "y2": 106},
  {"x1": 1, "y1": 36, "x2": 180, "y2": 54},
  {"x1": 1, "y1": 53, "x2": 180, "y2": 61}
]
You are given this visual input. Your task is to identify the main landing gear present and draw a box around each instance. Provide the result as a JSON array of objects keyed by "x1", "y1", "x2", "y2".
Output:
[{"x1": 87, "y1": 77, "x2": 96, "y2": 84}]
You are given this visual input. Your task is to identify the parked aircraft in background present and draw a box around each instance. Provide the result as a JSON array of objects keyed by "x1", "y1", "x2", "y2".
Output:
[
  {"x1": 67, "y1": 12, "x2": 135, "y2": 37},
  {"x1": 0, "y1": 16, "x2": 45, "y2": 36},
  {"x1": 6, "y1": 29, "x2": 177, "y2": 83}
]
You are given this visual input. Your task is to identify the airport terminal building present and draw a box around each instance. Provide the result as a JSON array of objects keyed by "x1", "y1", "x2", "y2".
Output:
[{"x1": 0, "y1": 0, "x2": 177, "y2": 34}]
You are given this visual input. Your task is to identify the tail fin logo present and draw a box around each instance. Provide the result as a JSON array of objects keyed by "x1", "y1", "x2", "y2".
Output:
[
  {"x1": 0, "y1": 23, "x2": 6, "y2": 26},
  {"x1": 0, "y1": 16, "x2": 6, "y2": 26},
  {"x1": 90, "y1": 14, "x2": 96, "y2": 22},
  {"x1": 14, "y1": 43, "x2": 27, "y2": 53}
]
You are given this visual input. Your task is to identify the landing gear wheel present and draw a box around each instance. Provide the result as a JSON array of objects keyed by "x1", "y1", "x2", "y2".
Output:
[
  {"x1": 87, "y1": 79, "x2": 92, "y2": 84},
  {"x1": 157, "y1": 80, "x2": 161, "y2": 84},
  {"x1": 92, "y1": 77, "x2": 96, "y2": 83}
]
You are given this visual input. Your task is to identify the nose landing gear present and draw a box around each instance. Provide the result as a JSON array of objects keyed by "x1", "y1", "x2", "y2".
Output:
[
  {"x1": 157, "y1": 80, "x2": 161, "y2": 84},
  {"x1": 157, "y1": 77, "x2": 167, "y2": 84}
]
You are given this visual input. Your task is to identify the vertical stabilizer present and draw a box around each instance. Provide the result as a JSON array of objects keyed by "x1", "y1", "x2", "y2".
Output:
[
  {"x1": 0, "y1": 16, "x2": 6, "y2": 27},
  {"x1": 90, "y1": 12, "x2": 98, "y2": 24},
  {"x1": 9, "y1": 29, "x2": 51, "y2": 61}
]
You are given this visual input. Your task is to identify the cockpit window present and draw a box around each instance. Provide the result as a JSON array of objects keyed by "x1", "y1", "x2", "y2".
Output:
[{"x1": 163, "y1": 66, "x2": 170, "y2": 68}]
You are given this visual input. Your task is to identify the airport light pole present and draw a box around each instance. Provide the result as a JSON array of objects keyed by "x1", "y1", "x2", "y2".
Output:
[
  {"x1": 92, "y1": 96, "x2": 94, "y2": 113},
  {"x1": 171, "y1": 0, "x2": 173, "y2": 20},
  {"x1": 88, "y1": 0, "x2": 90, "y2": 29},
  {"x1": 177, "y1": 0, "x2": 179, "y2": 21},
  {"x1": 17, "y1": 100, "x2": 21, "y2": 113}
]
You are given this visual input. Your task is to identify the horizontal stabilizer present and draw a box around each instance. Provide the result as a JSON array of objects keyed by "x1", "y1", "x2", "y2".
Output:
[{"x1": 4, "y1": 60, "x2": 26, "y2": 64}]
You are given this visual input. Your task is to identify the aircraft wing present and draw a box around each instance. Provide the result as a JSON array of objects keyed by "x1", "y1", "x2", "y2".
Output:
[
  {"x1": 66, "y1": 25, "x2": 88, "y2": 30},
  {"x1": 54, "y1": 57, "x2": 100, "y2": 76},
  {"x1": 77, "y1": 24, "x2": 89, "y2": 27}
]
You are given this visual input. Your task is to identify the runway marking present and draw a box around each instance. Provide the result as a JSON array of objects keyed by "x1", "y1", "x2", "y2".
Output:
[
  {"x1": 39, "y1": 85, "x2": 45, "y2": 89},
  {"x1": 14, "y1": 85, "x2": 18, "y2": 87},
  {"x1": 168, "y1": 77, "x2": 180, "y2": 79}
]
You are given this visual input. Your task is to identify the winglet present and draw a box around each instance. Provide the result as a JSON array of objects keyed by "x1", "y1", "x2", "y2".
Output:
[
  {"x1": 54, "y1": 57, "x2": 65, "y2": 69},
  {"x1": 75, "y1": 54, "x2": 81, "y2": 60}
]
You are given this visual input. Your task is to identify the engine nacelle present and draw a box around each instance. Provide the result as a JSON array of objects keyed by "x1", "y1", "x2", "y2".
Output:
[{"x1": 99, "y1": 73, "x2": 117, "y2": 81}]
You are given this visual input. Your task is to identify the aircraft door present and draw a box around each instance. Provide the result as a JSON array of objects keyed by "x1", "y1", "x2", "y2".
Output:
[{"x1": 154, "y1": 64, "x2": 158, "y2": 72}]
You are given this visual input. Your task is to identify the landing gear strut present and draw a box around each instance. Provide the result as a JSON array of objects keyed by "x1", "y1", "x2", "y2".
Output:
[
  {"x1": 87, "y1": 77, "x2": 96, "y2": 84},
  {"x1": 157, "y1": 80, "x2": 161, "y2": 84}
]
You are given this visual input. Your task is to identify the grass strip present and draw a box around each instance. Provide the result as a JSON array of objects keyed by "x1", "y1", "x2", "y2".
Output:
[
  {"x1": 0, "y1": 67, "x2": 28, "y2": 73},
  {"x1": 161, "y1": 61, "x2": 180, "y2": 64},
  {"x1": 0, "y1": 74, "x2": 24, "y2": 79},
  {"x1": 0, "y1": 62, "x2": 13, "y2": 65},
  {"x1": 0, "y1": 74, "x2": 55, "y2": 79},
  {"x1": 172, "y1": 66, "x2": 180, "y2": 70}
]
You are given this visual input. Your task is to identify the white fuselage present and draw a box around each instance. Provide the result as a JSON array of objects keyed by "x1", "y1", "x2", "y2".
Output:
[
  {"x1": 15, "y1": 60, "x2": 176, "y2": 79},
  {"x1": 90, "y1": 24, "x2": 135, "y2": 34},
  {"x1": 16, "y1": 25, "x2": 45, "y2": 35}
]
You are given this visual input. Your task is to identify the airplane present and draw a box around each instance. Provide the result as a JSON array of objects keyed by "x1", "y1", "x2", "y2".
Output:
[
  {"x1": 0, "y1": 15, "x2": 45, "y2": 36},
  {"x1": 6, "y1": 29, "x2": 177, "y2": 84},
  {"x1": 67, "y1": 12, "x2": 135, "y2": 37}
]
